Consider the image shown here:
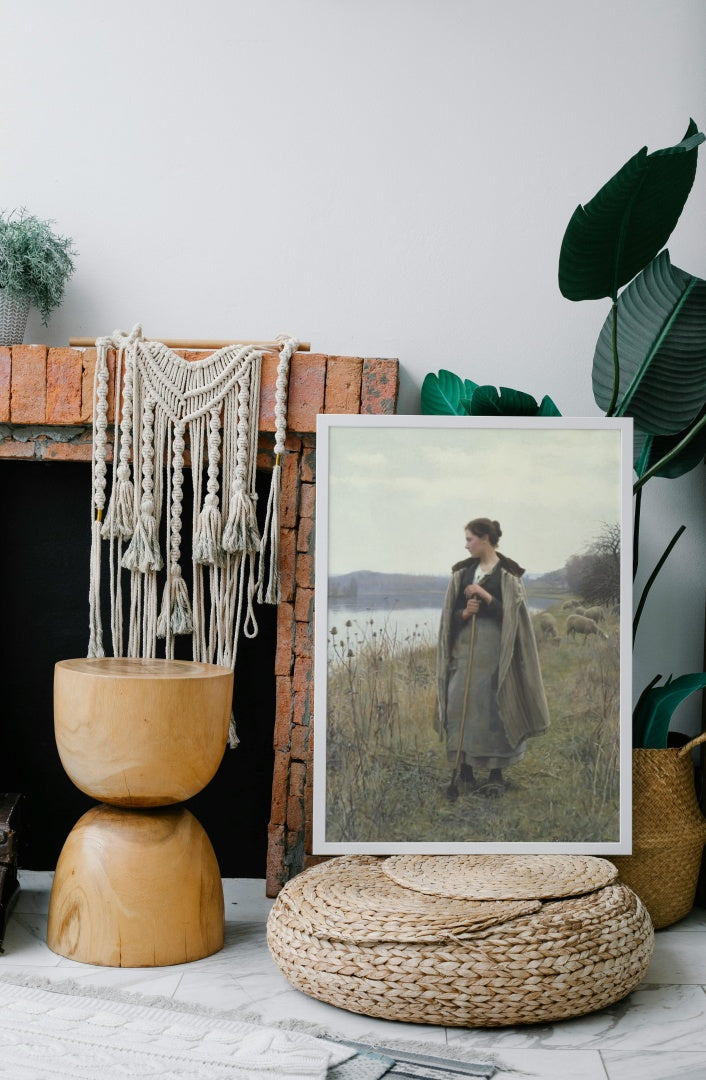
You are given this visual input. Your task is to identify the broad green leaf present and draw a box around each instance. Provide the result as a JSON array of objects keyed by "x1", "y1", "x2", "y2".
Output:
[
  {"x1": 421, "y1": 370, "x2": 477, "y2": 414},
  {"x1": 559, "y1": 120, "x2": 704, "y2": 301},
  {"x1": 470, "y1": 385, "x2": 562, "y2": 416},
  {"x1": 631, "y1": 673, "x2": 663, "y2": 746},
  {"x1": 538, "y1": 395, "x2": 562, "y2": 417},
  {"x1": 633, "y1": 672, "x2": 706, "y2": 748},
  {"x1": 634, "y1": 406, "x2": 706, "y2": 480},
  {"x1": 592, "y1": 251, "x2": 706, "y2": 433}
]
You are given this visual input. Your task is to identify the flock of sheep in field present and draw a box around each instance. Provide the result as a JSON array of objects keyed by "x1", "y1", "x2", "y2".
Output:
[{"x1": 535, "y1": 599, "x2": 617, "y2": 646}]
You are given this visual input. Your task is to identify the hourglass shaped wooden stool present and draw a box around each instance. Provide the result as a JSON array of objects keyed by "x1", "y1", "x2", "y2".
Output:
[{"x1": 47, "y1": 658, "x2": 233, "y2": 967}]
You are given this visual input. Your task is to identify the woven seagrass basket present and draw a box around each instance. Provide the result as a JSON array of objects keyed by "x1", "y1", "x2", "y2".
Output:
[
  {"x1": 610, "y1": 732, "x2": 706, "y2": 930},
  {"x1": 267, "y1": 854, "x2": 654, "y2": 1027}
]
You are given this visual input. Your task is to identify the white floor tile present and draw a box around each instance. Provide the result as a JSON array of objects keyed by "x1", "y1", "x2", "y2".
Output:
[
  {"x1": 602, "y1": 1049, "x2": 706, "y2": 1079},
  {"x1": 1, "y1": 914, "x2": 63, "y2": 967},
  {"x1": 446, "y1": 984, "x2": 706, "y2": 1052},
  {"x1": 645, "y1": 931, "x2": 706, "y2": 983},
  {"x1": 14, "y1": 870, "x2": 53, "y2": 914},
  {"x1": 489, "y1": 1048, "x2": 609, "y2": 1079},
  {"x1": 3, "y1": 873, "x2": 706, "y2": 1066}
]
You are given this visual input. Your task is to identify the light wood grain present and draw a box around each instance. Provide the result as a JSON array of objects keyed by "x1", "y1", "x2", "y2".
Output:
[
  {"x1": 54, "y1": 658, "x2": 233, "y2": 806},
  {"x1": 47, "y1": 805, "x2": 224, "y2": 966},
  {"x1": 68, "y1": 337, "x2": 311, "y2": 351}
]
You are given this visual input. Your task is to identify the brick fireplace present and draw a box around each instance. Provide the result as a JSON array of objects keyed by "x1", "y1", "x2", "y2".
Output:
[{"x1": 0, "y1": 343, "x2": 399, "y2": 895}]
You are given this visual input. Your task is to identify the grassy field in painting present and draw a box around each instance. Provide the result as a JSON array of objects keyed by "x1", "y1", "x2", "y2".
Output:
[{"x1": 324, "y1": 603, "x2": 621, "y2": 844}]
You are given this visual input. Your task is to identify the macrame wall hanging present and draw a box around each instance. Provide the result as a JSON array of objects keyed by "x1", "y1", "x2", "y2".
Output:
[{"x1": 88, "y1": 325, "x2": 297, "y2": 745}]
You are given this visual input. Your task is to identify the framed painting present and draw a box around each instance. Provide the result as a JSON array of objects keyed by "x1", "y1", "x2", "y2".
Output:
[{"x1": 312, "y1": 415, "x2": 633, "y2": 854}]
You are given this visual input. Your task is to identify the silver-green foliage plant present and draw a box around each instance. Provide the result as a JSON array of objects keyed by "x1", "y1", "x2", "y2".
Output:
[{"x1": 0, "y1": 209, "x2": 76, "y2": 323}]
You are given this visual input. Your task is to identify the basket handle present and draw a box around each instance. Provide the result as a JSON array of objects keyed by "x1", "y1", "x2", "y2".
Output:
[{"x1": 677, "y1": 730, "x2": 706, "y2": 757}]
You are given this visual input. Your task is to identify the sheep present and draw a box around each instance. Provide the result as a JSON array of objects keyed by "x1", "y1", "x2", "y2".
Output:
[
  {"x1": 583, "y1": 605, "x2": 606, "y2": 623},
  {"x1": 538, "y1": 611, "x2": 560, "y2": 641},
  {"x1": 561, "y1": 599, "x2": 582, "y2": 610},
  {"x1": 566, "y1": 614, "x2": 608, "y2": 642}
]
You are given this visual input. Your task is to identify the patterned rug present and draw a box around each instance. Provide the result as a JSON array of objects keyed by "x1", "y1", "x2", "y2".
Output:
[
  {"x1": 0, "y1": 975, "x2": 497, "y2": 1078},
  {"x1": 0, "y1": 975, "x2": 356, "y2": 1079}
]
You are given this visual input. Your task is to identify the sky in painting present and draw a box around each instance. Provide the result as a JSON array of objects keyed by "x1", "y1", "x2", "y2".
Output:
[{"x1": 325, "y1": 420, "x2": 627, "y2": 577}]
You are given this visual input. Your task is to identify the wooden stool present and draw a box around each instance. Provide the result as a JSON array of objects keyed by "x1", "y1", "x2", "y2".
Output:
[{"x1": 47, "y1": 658, "x2": 233, "y2": 967}]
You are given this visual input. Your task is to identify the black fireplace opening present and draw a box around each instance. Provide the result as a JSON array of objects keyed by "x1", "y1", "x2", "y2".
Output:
[{"x1": 0, "y1": 459, "x2": 276, "y2": 878}]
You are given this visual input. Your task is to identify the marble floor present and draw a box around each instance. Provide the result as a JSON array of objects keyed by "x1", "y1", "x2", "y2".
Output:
[{"x1": 2, "y1": 871, "x2": 706, "y2": 1079}]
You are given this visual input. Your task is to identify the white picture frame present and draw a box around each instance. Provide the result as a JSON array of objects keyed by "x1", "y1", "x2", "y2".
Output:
[{"x1": 312, "y1": 414, "x2": 633, "y2": 855}]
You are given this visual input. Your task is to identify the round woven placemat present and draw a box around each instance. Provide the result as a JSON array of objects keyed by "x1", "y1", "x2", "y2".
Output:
[
  {"x1": 277, "y1": 856, "x2": 541, "y2": 943},
  {"x1": 382, "y1": 854, "x2": 618, "y2": 899}
]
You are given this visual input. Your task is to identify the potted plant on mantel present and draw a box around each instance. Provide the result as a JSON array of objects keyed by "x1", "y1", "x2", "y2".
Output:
[
  {"x1": 0, "y1": 209, "x2": 76, "y2": 345},
  {"x1": 422, "y1": 121, "x2": 706, "y2": 927}
]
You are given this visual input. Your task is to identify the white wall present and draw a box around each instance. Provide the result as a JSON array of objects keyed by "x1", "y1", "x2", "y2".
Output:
[{"x1": 3, "y1": 0, "x2": 705, "y2": 727}]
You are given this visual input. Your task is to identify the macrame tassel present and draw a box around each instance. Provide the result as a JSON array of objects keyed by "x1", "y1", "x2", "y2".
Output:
[
  {"x1": 257, "y1": 335, "x2": 296, "y2": 605},
  {"x1": 157, "y1": 569, "x2": 194, "y2": 637},
  {"x1": 228, "y1": 711, "x2": 240, "y2": 749},
  {"x1": 258, "y1": 460, "x2": 282, "y2": 604},
  {"x1": 194, "y1": 494, "x2": 224, "y2": 566},
  {"x1": 102, "y1": 338, "x2": 136, "y2": 540},
  {"x1": 88, "y1": 338, "x2": 110, "y2": 656},
  {"x1": 195, "y1": 405, "x2": 225, "y2": 566},
  {"x1": 222, "y1": 488, "x2": 261, "y2": 554},
  {"x1": 101, "y1": 467, "x2": 135, "y2": 540},
  {"x1": 122, "y1": 498, "x2": 163, "y2": 573},
  {"x1": 123, "y1": 392, "x2": 161, "y2": 573},
  {"x1": 87, "y1": 518, "x2": 105, "y2": 657}
]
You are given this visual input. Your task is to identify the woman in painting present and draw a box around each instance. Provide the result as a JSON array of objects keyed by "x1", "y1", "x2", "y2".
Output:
[{"x1": 437, "y1": 517, "x2": 549, "y2": 798}]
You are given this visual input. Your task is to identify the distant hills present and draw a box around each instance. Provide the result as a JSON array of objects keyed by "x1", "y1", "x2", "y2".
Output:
[
  {"x1": 328, "y1": 571, "x2": 448, "y2": 607},
  {"x1": 329, "y1": 567, "x2": 568, "y2": 606},
  {"x1": 524, "y1": 567, "x2": 569, "y2": 593}
]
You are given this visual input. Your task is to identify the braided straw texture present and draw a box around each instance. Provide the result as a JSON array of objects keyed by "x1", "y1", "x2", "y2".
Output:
[
  {"x1": 267, "y1": 856, "x2": 653, "y2": 1027},
  {"x1": 610, "y1": 738, "x2": 706, "y2": 929},
  {"x1": 382, "y1": 853, "x2": 618, "y2": 900},
  {"x1": 273, "y1": 856, "x2": 540, "y2": 944}
]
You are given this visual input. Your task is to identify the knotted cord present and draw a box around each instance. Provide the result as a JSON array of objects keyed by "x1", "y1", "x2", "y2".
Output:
[{"x1": 89, "y1": 325, "x2": 297, "y2": 745}]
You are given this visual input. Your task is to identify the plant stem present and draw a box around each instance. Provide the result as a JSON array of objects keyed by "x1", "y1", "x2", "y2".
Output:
[
  {"x1": 633, "y1": 525, "x2": 686, "y2": 643},
  {"x1": 633, "y1": 410, "x2": 706, "y2": 492},
  {"x1": 606, "y1": 302, "x2": 619, "y2": 417},
  {"x1": 632, "y1": 486, "x2": 642, "y2": 581}
]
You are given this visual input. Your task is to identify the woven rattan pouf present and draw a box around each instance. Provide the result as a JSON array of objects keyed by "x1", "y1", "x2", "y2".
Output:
[{"x1": 267, "y1": 854, "x2": 654, "y2": 1027}]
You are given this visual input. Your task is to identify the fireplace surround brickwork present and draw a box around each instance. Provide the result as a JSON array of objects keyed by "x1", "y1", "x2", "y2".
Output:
[{"x1": 0, "y1": 343, "x2": 399, "y2": 895}]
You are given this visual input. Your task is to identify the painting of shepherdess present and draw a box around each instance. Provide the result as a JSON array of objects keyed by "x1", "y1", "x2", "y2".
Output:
[
  {"x1": 314, "y1": 417, "x2": 631, "y2": 854},
  {"x1": 437, "y1": 516, "x2": 550, "y2": 803}
]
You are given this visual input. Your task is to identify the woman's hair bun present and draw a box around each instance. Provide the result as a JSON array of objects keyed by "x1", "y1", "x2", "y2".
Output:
[{"x1": 465, "y1": 517, "x2": 502, "y2": 546}]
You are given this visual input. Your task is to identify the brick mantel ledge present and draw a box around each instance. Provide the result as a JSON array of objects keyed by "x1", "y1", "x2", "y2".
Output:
[
  {"x1": 0, "y1": 343, "x2": 399, "y2": 895},
  {"x1": 0, "y1": 345, "x2": 398, "y2": 454}
]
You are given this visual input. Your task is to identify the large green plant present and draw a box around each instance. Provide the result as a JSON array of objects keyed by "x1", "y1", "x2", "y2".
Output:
[
  {"x1": 0, "y1": 209, "x2": 76, "y2": 323},
  {"x1": 559, "y1": 120, "x2": 706, "y2": 487},
  {"x1": 423, "y1": 122, "x2": 706, "y2": 748},
  {"x1": 558, "y1": 121, "x2": 706, "y2": 748}
]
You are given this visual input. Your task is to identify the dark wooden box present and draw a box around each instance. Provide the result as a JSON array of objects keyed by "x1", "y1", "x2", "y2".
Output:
[{"x1": 0, "y1": 793, "x2": 23, "y2": 949}]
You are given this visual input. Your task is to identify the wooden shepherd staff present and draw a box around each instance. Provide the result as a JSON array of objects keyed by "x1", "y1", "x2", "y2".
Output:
[{"x1": 447, "y1": 609, "x2": 478, "y2": 801}]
